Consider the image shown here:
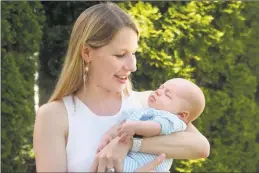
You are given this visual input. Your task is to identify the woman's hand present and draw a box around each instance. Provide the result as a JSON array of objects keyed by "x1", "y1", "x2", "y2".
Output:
[
  {"x1": 96, "y1": 121, "x2": 126, "y2": 153},
  {"x1": 89, "y1": 137, "x2": 130, "y2": 172},
  {"x1": 89, "y1": 137, "x2": 166, "y2": 172},
  {"x1": 96, "y1": 134, "x2": 114, "y2": 154}
]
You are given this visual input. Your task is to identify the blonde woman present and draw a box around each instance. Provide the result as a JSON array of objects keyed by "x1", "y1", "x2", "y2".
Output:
[{"x1": 33, "y1": 2, "x2": 210, "y2": 172}]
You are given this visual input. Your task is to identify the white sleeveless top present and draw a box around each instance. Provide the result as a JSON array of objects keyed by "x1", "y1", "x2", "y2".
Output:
[{"x1": 62, "y1": 91, "x2": 148, "y2": 172}]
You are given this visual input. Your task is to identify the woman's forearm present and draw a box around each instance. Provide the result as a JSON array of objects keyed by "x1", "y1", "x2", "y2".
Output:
[{"x1": 139, "y1": 123, "x2": 210, "y2": 159}]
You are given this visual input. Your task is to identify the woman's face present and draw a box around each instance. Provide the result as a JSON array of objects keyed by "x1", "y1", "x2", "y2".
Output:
[{"x1": 87, "y1": 27, "x2": 138, "y2": 93}]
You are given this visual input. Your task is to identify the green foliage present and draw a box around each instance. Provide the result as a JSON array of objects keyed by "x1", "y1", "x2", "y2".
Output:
[
  {"x1": 39, "y1": 1, "x2": 100, "y2": 77},
  {"x1": 1, "y1": 1, "x2": 45, "y2": 172},
  {"x1": 120, "y1": 1, "x2": 259, "y2": 172}
]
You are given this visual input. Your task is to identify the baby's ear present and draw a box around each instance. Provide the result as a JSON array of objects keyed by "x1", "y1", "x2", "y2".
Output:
[{"x1": 178, "y1": 111, "x2": 189, "y2": 119}]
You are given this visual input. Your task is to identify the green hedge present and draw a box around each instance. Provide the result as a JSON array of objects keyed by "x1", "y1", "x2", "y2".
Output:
[{"x1": 1, "y1": 2, "x2": 45, "y2": 172}]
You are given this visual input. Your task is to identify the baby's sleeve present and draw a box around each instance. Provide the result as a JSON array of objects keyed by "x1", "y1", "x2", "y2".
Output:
[
  {"x1": 119, "y1": 109, "x2": 134, "y2": 123},
  {"x1": 119, "y1": 108, "x2": 146, "y2": 123},
  {"x1": 126, "y1": 108, "x2": 146, "y2": 121},
  {"x1": 152, "y1": 110, "x2": 187, "y2": 135}
]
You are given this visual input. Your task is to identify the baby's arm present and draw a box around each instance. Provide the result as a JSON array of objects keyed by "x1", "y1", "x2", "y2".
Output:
[
  {"x1": 152, "y1": 110, "x2": 187, "y2": 135},
  {"x1": 117, "y1": 120, "x2": 161, "y2": 139},
  {"x1": 118, "y1": 109, "x2": 187, "y2": 143}
]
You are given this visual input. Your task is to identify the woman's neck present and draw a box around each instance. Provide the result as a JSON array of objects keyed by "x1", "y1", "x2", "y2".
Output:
[{"x1": 75, "y1": 83, "x2": 122, "y2": 116}]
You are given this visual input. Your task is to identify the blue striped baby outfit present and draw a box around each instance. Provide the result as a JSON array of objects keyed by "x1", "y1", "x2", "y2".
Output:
[{"x1": 121, "y1": 108, "x2": 187, "y2": 172}]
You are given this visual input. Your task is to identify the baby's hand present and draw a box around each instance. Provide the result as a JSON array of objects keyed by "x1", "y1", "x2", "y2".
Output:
[{"x1": 117, "y1": 120, "x2": 138, "y2": 144}]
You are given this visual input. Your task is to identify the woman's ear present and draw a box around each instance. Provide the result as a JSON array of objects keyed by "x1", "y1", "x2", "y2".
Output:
[{"x1": 81, "y1": 44, "x2": 91, "y2": 63}]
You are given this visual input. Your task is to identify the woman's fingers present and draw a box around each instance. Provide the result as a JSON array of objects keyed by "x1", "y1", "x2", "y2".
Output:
[
  {"x1": 96, "y1": 136, "x2": 113, "y2": 154},
  {"x1": 95, "y1": 155, "x2": 122, "y2": 173},
  {"x1": 117, "y1": 128, "x2": 124, "y2": 137},
  {"x1": 114, "y1": 158, "x2": 123, "y2": 173},
  {"x1": 94, "y1": 137, "x2": 128, "y2": 173},
  {"x1": 117, "y1": 121, "x2": 125, "y2": 134},
  {"x1": 118, "y1": 133, "x2": 127, "y2": 143},
  {"x1": 89, "y1": 156, "x2": 98, "y2": 172},
  {"x1": 96, "y1": 144, "x2": 105, "y2": 154},
  {"x1": 117, "y1": 126, "x2": 122, "y2": 132},
  {"x1": 96, "y1": 144, "x2": 103, "y2": 154},
  {"x1": 135, "y1": 153, "x2": 166, "y2": 172},
  {"x1": 97, "y1": 155, "x2": 106, "y2": 172},
  {"x1": 119, "y1": 120, "x2": 126, "y2": 125},
  {"x1": 106, "y1": 156, "x2": 114, "y2": 172},
  {"x1": 125, "y1": 136, "x2": 131, "y2": 144}
]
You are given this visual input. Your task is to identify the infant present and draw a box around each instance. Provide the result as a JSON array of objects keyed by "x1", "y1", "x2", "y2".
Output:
[{"x1": 97, "y1": 78, "x2": 206, "y2": 172}]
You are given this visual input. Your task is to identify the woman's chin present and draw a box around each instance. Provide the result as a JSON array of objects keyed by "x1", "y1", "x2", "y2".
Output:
[{"x1": 113, "y1": 85, "x2": 126, "y2": 93}]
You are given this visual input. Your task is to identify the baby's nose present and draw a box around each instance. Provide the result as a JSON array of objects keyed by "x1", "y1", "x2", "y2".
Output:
[{"x1": 155, "y1": 88, "x2": 163, "y2": 96}]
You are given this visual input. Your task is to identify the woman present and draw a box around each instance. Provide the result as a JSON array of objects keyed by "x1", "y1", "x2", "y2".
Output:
[{"x1": 33, "y1": 2, "x2": 210, "y2": 172}]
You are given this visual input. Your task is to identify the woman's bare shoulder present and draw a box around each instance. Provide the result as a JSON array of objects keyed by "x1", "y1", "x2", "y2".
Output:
[
  {"x1": 35, "y1": 100, "x2": 68, "y2": 134},
  {"x1": 37, "y1": 100, "x2": 66, "y2": 114}
]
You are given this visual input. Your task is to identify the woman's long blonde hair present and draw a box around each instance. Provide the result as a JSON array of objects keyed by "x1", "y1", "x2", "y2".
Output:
[{"x1": 48, "y1": 3, "x2": 139, "y2": 102}]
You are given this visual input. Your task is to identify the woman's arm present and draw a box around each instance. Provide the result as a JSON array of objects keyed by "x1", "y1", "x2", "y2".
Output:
[
  {"x1": 139, "y1": 123, "x2": 210, "y2": 159},
  {"x1": 33, "y1": 101, "x2": 68, "y2": 172},
  {"x1": 133, "y1": 91, "x2": 210, "y2": 159}
]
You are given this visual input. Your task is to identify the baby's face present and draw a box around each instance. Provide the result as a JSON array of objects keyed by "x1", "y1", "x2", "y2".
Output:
[{"x1": 148, "y1": 80, "x2": 185, "y2": 114}]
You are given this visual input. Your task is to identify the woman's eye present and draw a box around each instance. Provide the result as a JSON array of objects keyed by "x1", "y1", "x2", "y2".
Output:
[
  {"x1": 115, "y1": 54, "x2": 125, "y2": 58},
  {"x1": 115, "y1": 52, "x2": 136, "y2": 58}
]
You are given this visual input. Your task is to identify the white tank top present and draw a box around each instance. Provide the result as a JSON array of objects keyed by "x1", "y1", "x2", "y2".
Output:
[{"x1": 62, "y1": 91, "x2": 144, "y2": 172}]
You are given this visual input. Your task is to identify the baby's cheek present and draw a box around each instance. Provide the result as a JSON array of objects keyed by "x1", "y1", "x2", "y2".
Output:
[{"x1": 161, "y1": 102, "x2": 171, "y2": 112}]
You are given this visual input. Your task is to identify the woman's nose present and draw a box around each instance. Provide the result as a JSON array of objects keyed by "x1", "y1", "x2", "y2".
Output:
[{"x1": 124, "y1": 54, "x2": 137, "y2": 72}]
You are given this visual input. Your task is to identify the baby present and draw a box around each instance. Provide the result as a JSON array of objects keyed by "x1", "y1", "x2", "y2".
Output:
[{"x1": 97, "y1": 78, "x2": 206, "y2": 172}]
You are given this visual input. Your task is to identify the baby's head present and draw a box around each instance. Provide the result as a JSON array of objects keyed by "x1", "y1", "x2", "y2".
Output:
[{"x1": 148, "y1": 78, "x2": 205, "y2": 123}]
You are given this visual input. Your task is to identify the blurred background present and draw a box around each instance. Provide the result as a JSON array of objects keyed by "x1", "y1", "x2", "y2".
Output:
[{"x1": 1, "y1": 1, "x2": 259, "y2": 172}]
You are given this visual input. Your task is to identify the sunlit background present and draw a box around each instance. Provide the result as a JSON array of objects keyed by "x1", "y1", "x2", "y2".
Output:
[{"x1": 2, "y1": 1, "x2": 259, "y2": 172}]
